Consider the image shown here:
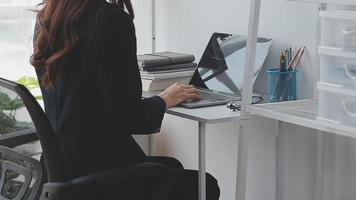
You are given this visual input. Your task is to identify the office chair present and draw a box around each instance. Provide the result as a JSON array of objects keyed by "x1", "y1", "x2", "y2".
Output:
[
  {"x1": 0, "y1": 78, "x2": 43, "y2": 200},
  {"x1": 0, "y1": 77, "x2": 174, "y2": 200}
]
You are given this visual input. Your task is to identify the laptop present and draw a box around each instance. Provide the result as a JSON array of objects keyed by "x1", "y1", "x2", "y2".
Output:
[{"x1": 143, "y1": 32, "x2": 273, "y2": 108}]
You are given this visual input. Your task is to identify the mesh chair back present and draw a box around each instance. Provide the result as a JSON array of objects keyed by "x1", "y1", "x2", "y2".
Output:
[
  {"x1": 0, "y1": 80, "x2": 44, "y2": 199},
  {"x1": 0, "y1": 78, "x2": 65, "y2": 183},
  {"x1": 0, "y1": 145, "x2": 42, "y2": 200},
  {"x1": 0, "y1": 82, "x2": 41, "y2": 155}
]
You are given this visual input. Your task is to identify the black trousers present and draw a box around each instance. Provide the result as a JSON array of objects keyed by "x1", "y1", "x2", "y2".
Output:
[{"x1": 145, "y1": 156, "x2": 220, "y2": 200}]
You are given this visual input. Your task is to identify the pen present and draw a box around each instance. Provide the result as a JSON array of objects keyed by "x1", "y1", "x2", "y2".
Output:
[
  {"x1": 288, "y1": 47, "x2": 301, "y2": 71},
  {"x1": 280, "y1": 51, "x2": 286, "y2": 72},
  {"x1": 289, "y1": 47, "x2": 305, "y2": 71},
  {"x1": 285, "y1": 48, "x2": 289, "y2": 67},
  {"x1": 289, "y1": 45, "x2": 292, "y2": 64}
]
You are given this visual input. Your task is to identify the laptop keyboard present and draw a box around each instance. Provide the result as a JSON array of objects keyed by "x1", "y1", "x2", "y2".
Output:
[{"x1": 198, "y1": 89, "x2": 234, "y2": 102}]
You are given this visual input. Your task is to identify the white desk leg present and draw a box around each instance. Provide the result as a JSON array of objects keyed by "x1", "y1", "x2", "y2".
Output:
[
  {"x1": 315, "y1": 131, "x2": 325, "y2": 200},
  {"x1": 199, "y1": 122, "x2": 206, "y2": 200},
  {"x1": 236, "y1": 122, "x2": 249, "y2": 200}
]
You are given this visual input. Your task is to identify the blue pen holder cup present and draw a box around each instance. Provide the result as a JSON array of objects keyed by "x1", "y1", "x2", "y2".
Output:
[{"x1": 267, "y1": 68, "x2": 297, "y2": 103}]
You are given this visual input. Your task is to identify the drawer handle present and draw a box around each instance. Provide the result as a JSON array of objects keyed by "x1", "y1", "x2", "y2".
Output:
[
  {"x1": 344, "y1": 65, "x2": 356, "y2": 80},
  {"x1": 342, "y1": 28, "x2": 356, "y2": 36},
  {"x1": 342, "y1": 101, "x2": 356, "y2": 118}
]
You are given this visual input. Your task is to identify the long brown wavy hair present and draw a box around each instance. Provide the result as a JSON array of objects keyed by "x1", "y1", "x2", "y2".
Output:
[{"x1": 31, "y1": 0, "x2": 134, "y2": 88}]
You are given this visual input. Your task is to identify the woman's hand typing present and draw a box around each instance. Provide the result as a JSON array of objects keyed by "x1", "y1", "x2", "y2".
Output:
[{"x1": 159, "y1": 83, "x2": 202, "y2": 108}]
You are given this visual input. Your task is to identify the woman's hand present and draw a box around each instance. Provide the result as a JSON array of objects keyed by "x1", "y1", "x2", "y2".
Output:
[{"x1": 159, "y1": 83, "x2": 202, "y2": 108}]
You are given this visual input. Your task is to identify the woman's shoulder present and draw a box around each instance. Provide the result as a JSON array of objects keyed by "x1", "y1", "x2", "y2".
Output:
[{"x1": 95, "y1": 3, "x2": 132, "y2": 27}]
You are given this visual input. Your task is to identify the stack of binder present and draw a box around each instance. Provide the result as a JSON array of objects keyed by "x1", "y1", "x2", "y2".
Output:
[{"x1": 137, "y1": 52, "x2": 196, "y2": 91}]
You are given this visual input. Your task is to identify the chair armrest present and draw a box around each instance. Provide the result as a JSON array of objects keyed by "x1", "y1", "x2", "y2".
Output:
[
  {"x1": 40, "y1": 162, "x2": 175, "y2": 200},
  {"x1": 0, "y1": 128, "x2": 38, "y2": 148}
]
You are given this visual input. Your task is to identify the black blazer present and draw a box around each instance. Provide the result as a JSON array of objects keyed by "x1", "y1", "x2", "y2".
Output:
[{"x1": 35, "y1": 3, "x2": 166, "y2": 179}]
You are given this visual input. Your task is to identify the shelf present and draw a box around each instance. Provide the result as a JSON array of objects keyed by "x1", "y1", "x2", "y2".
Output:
[
  {"x1": 285, "y1": 0, "x2": 356, "y2": 5},
  {"x1": 247, "y1": 99, "x2": 356, "y2": 138}
]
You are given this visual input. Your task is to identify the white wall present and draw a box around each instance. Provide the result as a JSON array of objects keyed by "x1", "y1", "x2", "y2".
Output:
[
  {"x1": 141, "y1": 1, "x2": 356, "y2": 200},
  {"x1": 132, "y1": 0, "x2": 153, "y2": 55}
]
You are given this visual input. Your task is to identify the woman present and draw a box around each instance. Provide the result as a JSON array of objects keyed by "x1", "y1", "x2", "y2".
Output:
[{"x1": 31, "y1": 0, "x2": 220, "y2": 199}]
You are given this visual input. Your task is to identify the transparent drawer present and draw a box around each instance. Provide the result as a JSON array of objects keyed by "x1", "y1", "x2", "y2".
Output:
[
  {"x1": 319, "y1": 47, "x2": 356, "y2": 89},
  {"x1": 320, "y1": 10, "x2": 356, "y2": 51},
  {"x1": 328, "y1": 5, "x2": 356, "y2": 11},
  {"x1": 318, "y1": 82, "x2": 356, "y2": 127},
  {"x1": 284, "y1": 0, "x2": 356, "y2": 5}
]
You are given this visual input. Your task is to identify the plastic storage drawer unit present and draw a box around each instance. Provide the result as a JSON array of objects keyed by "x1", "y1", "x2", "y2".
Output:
[
  {"x1": 318, "y1": 82, "x2": 356, "y2": 127},
  {"x1": 284, "y1": 0, "x2": 356, "y2": 5},
  {"x1": 320, "y1": 10, "x2": 356, "y2": 51},
  {"x1": 319, "y1": 47, "x2": 356, "y2": 89}
]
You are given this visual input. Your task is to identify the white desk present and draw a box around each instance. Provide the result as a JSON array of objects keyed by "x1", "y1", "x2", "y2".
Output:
[{"x1": 166, "y1": 105, "x2": 241, "y2": 200}]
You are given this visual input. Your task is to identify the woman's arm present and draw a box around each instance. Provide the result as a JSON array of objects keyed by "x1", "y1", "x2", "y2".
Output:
[{"x1": 93, "y1": 10, "x2": 165, "y2": 135}]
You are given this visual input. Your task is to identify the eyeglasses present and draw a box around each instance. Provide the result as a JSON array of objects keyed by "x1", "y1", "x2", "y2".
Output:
[{"x1": 227, "y1": 96, "x2": 265, "y2": 111}]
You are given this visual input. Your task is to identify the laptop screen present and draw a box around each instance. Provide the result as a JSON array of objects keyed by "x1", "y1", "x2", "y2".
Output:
[{"x1": 190, "y1": 32, "x2": 273, "y2": 95}]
